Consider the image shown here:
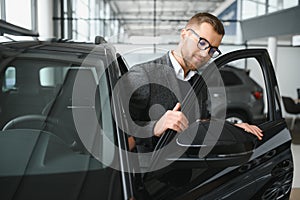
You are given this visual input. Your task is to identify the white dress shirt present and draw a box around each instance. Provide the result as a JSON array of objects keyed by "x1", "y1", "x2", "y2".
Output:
[{"x1": 169, "y1": 51, "x2": 197, "y2": 81}]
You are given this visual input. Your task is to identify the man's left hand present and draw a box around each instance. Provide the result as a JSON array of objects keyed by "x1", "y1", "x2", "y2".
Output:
[{"x1": 234, "y1": 123, "x2": 263, "y2": 140}]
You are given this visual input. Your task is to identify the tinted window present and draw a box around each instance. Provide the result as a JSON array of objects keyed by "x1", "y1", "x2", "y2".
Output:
[
  {"x1": 0, "y1": 57, "x2": 116, "y2": 165},
  {"x1": 3, "y1": 66, "x2": 16, "y2": 91},
  {"x1": 0, "y1": 40, "x2": 122, "y2": 200},
  {"x1": 220, "y1": 71, "x2": 243, "y2": 86},
  {"x1": 39, "y1": 66, "x2": 70, "y2": 87}
]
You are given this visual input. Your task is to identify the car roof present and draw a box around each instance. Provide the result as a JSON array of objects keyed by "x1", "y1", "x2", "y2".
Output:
[
  {"x1": 0, "y1": 36, "x2": 117, "y2": 65},
  {"x1": 0, "y1": 37, "x2": 108, "y2": 53}
]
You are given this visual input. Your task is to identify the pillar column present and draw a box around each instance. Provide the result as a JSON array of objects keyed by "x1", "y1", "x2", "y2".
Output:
[
  {"x1": 268, "y1": 37, "x2": 277, "y2": 70},
  {"x1": 37, "y1": 0, "x2": 54, "y2": 37}
]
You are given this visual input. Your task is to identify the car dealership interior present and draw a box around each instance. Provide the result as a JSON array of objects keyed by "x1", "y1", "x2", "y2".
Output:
[{"x1": 0, "y1": 0, "x2": 300, "y2": 199}]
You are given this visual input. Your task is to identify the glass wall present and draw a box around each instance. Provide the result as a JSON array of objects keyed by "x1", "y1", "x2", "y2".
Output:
[
  {"x1": 4, "y1": 0, "x2": 32, "y2": 30},
  {"x1": 0, "y1": 0, "x2": 298, "y2": 43},
  {"x1": 55, "y1": 0, "x2": 124, "y2": 42},
  {"x1": 241, "y1": 0, "x2": 299, "y2": 20},
  {"x1": 217, "y1": 0, "x2": 299, "y2": 44},
  {"x1": 73, "y1": 0, "x2": 90, "y2": 40},
  {"x1": 61, "y1": 0, "x2": 299, "y2": 44},
  {"x1": 0, "y1": 0, "x2": 3, "y2": 19}
]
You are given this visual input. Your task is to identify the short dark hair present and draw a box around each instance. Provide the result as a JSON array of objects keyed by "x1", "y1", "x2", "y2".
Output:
[{"x1": 186, "y1": 12, "x2": 225, "y2": 36}]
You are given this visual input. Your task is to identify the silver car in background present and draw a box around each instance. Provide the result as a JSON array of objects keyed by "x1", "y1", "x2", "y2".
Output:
[{"x1": 208, "y1": 65, "x2": 265, "y2": 124}]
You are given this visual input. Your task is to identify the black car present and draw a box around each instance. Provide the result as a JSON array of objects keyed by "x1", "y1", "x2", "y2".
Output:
[{"x1": 0, "y1": 24, "x2": 294, "y2": 200}]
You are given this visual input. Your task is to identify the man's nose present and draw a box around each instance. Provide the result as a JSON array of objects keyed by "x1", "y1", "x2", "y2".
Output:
[{"x1": 199, "y1": 48, "x2": 210, "y2": 58}]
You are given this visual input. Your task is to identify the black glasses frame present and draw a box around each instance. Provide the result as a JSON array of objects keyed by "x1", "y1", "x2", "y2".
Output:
[{"x1": 186, "y1": 28, "x2": 222, "y2": 58}]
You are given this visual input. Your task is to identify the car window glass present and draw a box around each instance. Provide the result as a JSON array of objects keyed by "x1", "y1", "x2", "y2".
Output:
[
  {"x1": 3, "y1": 66, "x2": 16, "y2": 91},
  {"x1": 39, "y1": 66, "x2": 70, "y2": 86},
  {"x1": 43, "y1": 66, "x2": 115, "y2": 167},
  {"x1": 0, "y1": 59, "x2": 115, "y2": 169},
  {"x1": 98, "y1": 69, "x2": 115, "y2": 164},
  {"x1": 215, "y1": 57, "x2": 269, "y2": 124},
  {"x1": 0, "y1": 42, "x2": 122, "y2": 199},
  {"x1": 220, "y1": 70, "x2": 243, "y2": 86}
]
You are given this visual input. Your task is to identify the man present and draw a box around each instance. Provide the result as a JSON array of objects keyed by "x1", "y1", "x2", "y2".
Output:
[{"x1": 124, "y1": 12, "x2": 263, "y2": 153}]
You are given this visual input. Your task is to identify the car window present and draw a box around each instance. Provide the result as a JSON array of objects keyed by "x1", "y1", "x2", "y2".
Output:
[
  {"x1": 220, "y1": 70, "x2": 243, "y2": 86},
  {"x1": 39, "y1": 66, "x2": 70, "y2": 87},
  {"x1": 0, "y1": 41, "x2": 124, "y2": 199},
  {"x1": 3, "y1": 66, "x2": 16, "y2": 91},
  {"x1": 66, "y1": 66, "x2": 116, "y2": 165},
  {"x1": 209, "y1": 57, "x2": 268, "y2": 124},
  {"x1": 0, "y1": 57, "x2": 116, "y2": 168},
  {"x1": 39, "y1": 65, "x2": 116, "y2": 166}
]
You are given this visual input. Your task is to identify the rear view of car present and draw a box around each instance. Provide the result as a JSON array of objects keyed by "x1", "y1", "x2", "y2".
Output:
[
  {"x1": 208, "y1": 65, "x2": 265, "y2": 124},
  {"x1": 221, "y1": 65, "x2": 265, "y2": 124}
]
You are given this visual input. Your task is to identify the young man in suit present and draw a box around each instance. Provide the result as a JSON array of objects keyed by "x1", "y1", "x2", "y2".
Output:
[{"x1": 124, "y1": 12, "x2": 263, "y2": 153}]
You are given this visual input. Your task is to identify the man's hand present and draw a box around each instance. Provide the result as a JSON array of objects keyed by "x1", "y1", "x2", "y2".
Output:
[
  {"x1": 234, "y1": 123, "x2": 263, "y2": 140},
  {"x1": 153, "y1": 103, "x2": 189, "y2": 137}
]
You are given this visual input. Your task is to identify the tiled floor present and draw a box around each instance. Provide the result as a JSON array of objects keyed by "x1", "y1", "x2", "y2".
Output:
[
  {"x1": 290, "y1": 188, "x2": 300, "y2": 200},
  {"x1": 292, "y1": 144, "x2": 300, "y2": 188},
  {"x1": 291, "y1": 144, "x2": 300, "y2": 200}
]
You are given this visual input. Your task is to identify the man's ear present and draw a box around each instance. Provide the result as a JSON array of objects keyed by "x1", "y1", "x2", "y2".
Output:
[{"x1": 180, "y1": 29, "x2": 188, "y2": 40}]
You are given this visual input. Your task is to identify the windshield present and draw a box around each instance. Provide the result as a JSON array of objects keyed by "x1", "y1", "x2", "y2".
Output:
[{"x1": 0, "y1": 46, "x2": 116, "y2": 172}]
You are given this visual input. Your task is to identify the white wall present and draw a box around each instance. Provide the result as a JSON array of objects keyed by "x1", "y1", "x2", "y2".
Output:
[
  {"x1": 5, "y1": 0, "x2": 32, "y2": 30},
  {"x1": 276, "y1": 46, "x2": 300, "y2": 99},
  {"x1": 37, "y1": 0, "x2": 54, "y2": 38}
]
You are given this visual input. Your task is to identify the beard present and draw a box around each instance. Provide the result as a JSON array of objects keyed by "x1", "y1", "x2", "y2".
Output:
[{"x1": 182, "y1": 52, "x2": 209, "y2": 71}]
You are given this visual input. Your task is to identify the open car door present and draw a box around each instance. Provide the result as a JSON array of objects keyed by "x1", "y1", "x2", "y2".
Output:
[{"x1": 137, "y1": 49, "x2": 293, "y2": 200}]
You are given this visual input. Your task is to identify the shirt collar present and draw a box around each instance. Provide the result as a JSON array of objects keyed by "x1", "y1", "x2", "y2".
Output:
[{"x1": 168, "y1": 51, "x2": 197, "y2": 81}]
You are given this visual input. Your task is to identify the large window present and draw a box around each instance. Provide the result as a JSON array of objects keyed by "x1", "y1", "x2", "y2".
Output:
[
  {"x1": 5, "y1": 0, "x2": 32, "y2": 29},
  {"x1": 3, "y1": 66, "x2": 16, "y2": 91},
  {"x1": 52, "y1": 0, "x2": 124, "y2": 42},
  {"x1": 241, "y1": 0, "x2": 299, "y2": 20}
]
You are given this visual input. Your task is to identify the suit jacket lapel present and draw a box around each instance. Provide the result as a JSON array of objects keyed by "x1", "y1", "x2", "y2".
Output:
[{"x1": 160, "y1": 53, "x2": 184, "y2": 103}]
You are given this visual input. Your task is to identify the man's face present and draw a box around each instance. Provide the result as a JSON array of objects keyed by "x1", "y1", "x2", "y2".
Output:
[{"x1": 180, "y1": 22, "x2": 223, "y2": 71}]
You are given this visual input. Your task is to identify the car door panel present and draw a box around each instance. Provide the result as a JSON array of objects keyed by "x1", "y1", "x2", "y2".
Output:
[
  {"x1": 0, "y1": 129, "x2": 123, "y2": 200},
  {"x1": 138, "y1": 49, "x2": 293, "y2": 200}
]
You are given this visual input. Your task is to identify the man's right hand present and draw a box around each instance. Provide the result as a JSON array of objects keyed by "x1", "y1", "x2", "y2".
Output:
[{"x1": 153, "y1": 103, "x2": 189, "y2": 137}]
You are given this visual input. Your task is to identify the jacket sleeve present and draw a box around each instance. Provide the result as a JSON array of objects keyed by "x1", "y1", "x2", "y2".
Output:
[{"x1": 122, "y1": 65, "x2": 158, "y2": 151}]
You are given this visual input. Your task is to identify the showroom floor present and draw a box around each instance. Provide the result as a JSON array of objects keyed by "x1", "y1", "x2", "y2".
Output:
[{"x1": 288, "y1": 118, "x2": 300, "y2": 200}]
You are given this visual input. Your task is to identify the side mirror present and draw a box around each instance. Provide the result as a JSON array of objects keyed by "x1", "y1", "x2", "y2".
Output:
[{"x1": 167, "y1": 120, "x2": 256, "y2": 168}]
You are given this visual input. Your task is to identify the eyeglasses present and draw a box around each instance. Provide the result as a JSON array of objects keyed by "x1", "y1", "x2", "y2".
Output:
[{"x1": 186, "y1": 28, "x2": 222, "y2": 58}]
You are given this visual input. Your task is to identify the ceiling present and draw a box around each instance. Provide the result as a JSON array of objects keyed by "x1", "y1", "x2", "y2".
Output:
[{"x1": 108, "y1": 0, "x2": 230, "y2": 37}]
